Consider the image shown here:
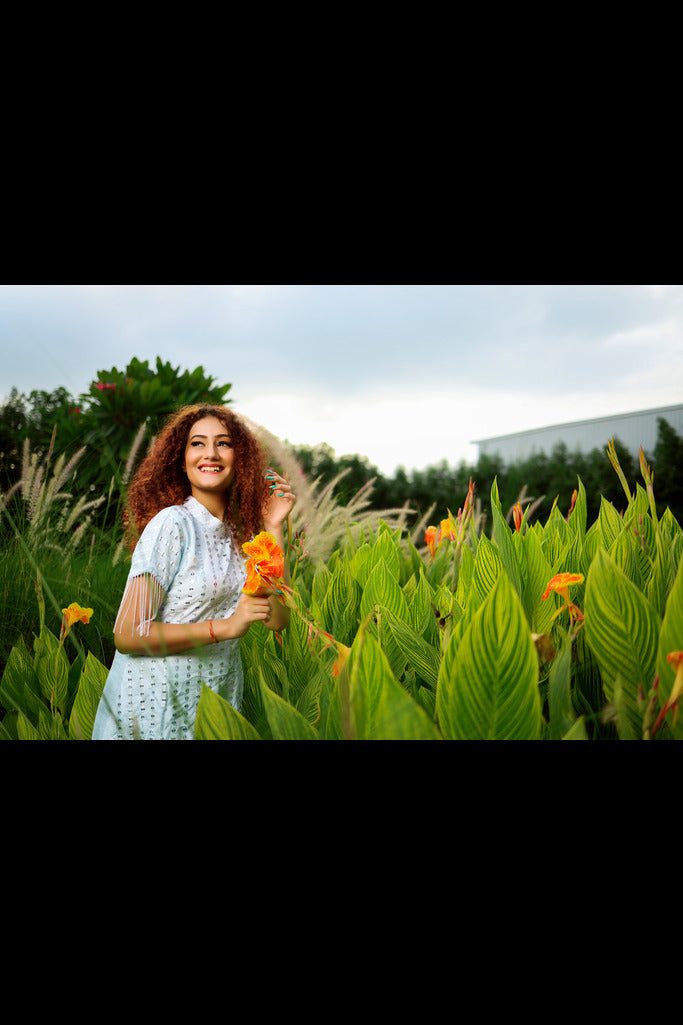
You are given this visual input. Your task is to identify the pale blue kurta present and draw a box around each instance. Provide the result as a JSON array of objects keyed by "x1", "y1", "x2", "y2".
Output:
[{"x1": 93, "y1": 496, "x2": 247, "y2": 740}]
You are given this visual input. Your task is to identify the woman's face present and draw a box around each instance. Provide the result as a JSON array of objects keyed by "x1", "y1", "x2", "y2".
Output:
[{"x1": 181, "y1": 415, "x2": 236, "y2": 505}]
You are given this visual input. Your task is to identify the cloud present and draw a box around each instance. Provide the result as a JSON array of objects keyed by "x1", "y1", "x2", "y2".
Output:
[{"x1": 2, "y1": 284, "x2": 683, "y2": 474}]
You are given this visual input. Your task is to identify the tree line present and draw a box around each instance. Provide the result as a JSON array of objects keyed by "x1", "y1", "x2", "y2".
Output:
[{"x1": 2, "y1": 360, "x2": 682, "y2": 540}]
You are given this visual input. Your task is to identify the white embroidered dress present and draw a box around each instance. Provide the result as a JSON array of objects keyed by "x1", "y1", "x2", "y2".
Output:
[{"x1": 92, "y1": 496, "x2": 247, "y2": 740}]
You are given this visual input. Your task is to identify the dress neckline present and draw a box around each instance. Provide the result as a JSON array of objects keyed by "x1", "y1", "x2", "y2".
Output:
[{"x1": 184, "y1": 495, "x2": 226, "y2": 528}]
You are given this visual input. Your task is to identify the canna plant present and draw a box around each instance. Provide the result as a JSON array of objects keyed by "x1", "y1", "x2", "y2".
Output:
[
  {"x1": 0, "y1": 576, "x2": 108, "y2": 739},
  {"x1": 195, "y1": 437, "x2": 683, "y2": 741}
]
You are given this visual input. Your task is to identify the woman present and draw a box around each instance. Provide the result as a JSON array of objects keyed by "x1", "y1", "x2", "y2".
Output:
[{"x1": 92, "y1": 404, "x2": 296, "y2": 740}]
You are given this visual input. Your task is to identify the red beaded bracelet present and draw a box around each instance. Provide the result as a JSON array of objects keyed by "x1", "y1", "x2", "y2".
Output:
[{"x1": 208, "y1": 620, "x2": 218, "y2": 643}]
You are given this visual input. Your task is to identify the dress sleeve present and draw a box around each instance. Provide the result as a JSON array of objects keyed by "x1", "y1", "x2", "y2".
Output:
[{"x1": 114, "y1": 508, "x2": 186, "y2": 639}]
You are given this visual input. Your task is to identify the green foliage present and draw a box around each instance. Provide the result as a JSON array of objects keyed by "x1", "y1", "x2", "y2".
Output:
[
  {"x1": 0, "y1": 619, "x2": 108, "y2": 740},
  {"x1": 192, "y1": 455, "x2": 683, "y2": 740}
]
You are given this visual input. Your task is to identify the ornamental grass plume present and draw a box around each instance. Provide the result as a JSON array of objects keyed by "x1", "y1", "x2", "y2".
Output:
[{"x1": 239, "y1": 417, "x2": 412, "y2": 563}]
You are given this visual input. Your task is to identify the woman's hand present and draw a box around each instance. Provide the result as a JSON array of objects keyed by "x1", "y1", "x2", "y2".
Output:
[
  {"x1": 223, "y1": 592, "x2": 273, "y2": 638},
  {"x1": 262, "y1": 469, "x2": 297, "y2": 530}
]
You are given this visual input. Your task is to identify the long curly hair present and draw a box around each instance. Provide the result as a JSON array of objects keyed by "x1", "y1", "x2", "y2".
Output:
[{"x1": 123, "y1": 404, "x2": 268, "y2": 550}]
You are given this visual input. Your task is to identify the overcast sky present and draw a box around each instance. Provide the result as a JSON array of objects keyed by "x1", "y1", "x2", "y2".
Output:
[{"x1": 1, "y1": 283, "x2": 682, "y2": 475}]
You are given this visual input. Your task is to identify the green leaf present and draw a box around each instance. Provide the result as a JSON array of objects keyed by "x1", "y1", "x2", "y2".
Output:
[
  {"x1": 547, "y1": 628, "x2": 576, "y2": 740},
  {"x1": 490, "y1": 478, "x2": 523, "y2": 599},
  {"x1": 360, "y1": 559, "x2": 409, "y2": 622},
  {"x1": 0, "y1": 637, "x2": 40, "y2": 725},
  {"x1": 568, "y1": 477, "x2": 588, "y2": 539},
  {"x1": 383, "y1": 608, "x2": 441, "y2": 690},
  {"x1": 68, "y1": 652, "x2": 109, "y2": 740},
  {"x1": 436, "y1": 572, "x2": 541, "y2": 740},
  {"x1": 258, "y1": 672, "x2": 318, "y2": 739},
  {"x1": 519, "y1": 528, "x2": 555, "y2": 634},
  {"x1": 194, "y1": 684, "x2": 261, "y2": 739},
  {"x1": 471, "y1": 533, "x2": 504, "y2": 605},
  {"x1": 321, "y1": 559, "x2": 361, "y2": 646},
  {"x1": 584, "y1": 548, "x2": 660, "y2": 737},
  {"x1": 333, "y1": 627, "x2": 439, "y2": 740},
  {"x1": 598, "y1": 497, "x2": 624, "y2": 549}
]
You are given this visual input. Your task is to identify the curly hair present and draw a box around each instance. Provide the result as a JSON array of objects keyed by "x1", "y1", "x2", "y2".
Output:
[{"x1": 123, "y1": 405, "x2": 269, "y2": 551}]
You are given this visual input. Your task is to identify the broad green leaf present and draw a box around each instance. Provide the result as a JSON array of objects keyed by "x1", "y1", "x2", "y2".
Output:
[
  {"x1": 598, "y1": 497, "x2": 624, "y2": 549},
  {"x1": 490, "y1": 478, "x2": 523, "y2": 599},
  {"x1": 194, "y1": 684, "x2": 261, "y2": 740},
  {"x1": 322, "y1": 560, "x2": 361, "y2": 646},
  {"x1": 258, "y1": 672, "x2": 318, "y2": 740},
  {"x1": 360, "y1": 559, "x2": 409, "y2": 622},
  {"x1": 471, "y1": 533, "x2": 504, "y2": 605},
  {"x1": 408, "y1": 569, "x2": 438, "y2": 644},
  {"x1": 584, "y1": 548, "x2": 660, "y2": 737},
  {"x1": 547, "y1": 629, "x2": 575, "y2": 740},
  {"x1": 333, "y1": 628, "x2": 438, "y2": 740},
  {"x1": 519, "y1": 528, "x2": 555, "y2": 634},
  {"x1": 372, "y1": 663, "x2": 441, "y2": 740},
  {"x1": 609, "y1": 529, "x2": 642, "y2": 590},
  {"x1": 383, "y1": 608, "x2": 441, "y2": 690},
  {"x1": 368, "y1": 529, "x2": 401, "y2": 582},
  {"x1": 568, "y1": 477, "x2": 588, "y2": 539},
  {"x1": 436, "y1": 572, "x2": 541, "y2": 740},
  {"x1": 69, "y1": 652, "x2": 109, "y2": 740},
  {"x1": 0, "y1": 637, "x2": 40, "y2": 725}
]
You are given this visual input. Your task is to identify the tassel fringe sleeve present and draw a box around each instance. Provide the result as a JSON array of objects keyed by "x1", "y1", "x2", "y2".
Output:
[{"x1": 114, "y1": 573, "x2": 167, "y2": 639}]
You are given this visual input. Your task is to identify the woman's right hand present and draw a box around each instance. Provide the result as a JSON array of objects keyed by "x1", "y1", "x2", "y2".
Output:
[{"x1": 222, "y1": 592, "x2": 273, "y2": 638}]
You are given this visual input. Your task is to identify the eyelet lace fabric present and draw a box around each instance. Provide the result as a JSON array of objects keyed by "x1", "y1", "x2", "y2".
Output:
[{"x1": 92, "y1": 496, "x2": 247, "y2": 740}]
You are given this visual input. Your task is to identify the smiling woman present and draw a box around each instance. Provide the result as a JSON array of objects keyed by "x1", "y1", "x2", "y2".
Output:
[{"x1": 91, "y1": 403, "x2": 297, "y2": 740}]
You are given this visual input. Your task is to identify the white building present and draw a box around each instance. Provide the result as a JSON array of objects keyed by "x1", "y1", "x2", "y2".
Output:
[{"x1": 472, "y1": 403, "x2": 683, "y2": 466}]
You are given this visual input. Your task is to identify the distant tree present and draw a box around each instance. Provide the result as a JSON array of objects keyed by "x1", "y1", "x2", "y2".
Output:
[
  {"x1": 653, "y1": 417, "x2": 683, "y2": 523},
  {"x1": 0, "y1": 357, "x2": 233, "y2": 533}
]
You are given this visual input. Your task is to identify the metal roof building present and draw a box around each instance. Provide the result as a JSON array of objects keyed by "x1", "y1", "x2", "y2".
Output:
[{"x1": 472, "y1": 403, "x2": 683, "y2": 466}]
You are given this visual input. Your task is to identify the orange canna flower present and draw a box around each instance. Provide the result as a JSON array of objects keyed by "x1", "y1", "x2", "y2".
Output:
[
  {"x1": 62, "y1": 602, "x2": 93, "y2": 627},
  {"x1": 60, "y1": 602, "x2": 93, "y2": 643},
  {"x1": 513, "y1": 502, "x2": 523, "y2": 532},
  {"x1": 242, "y1": 531, "x2": 286, "y2": 595},
  {"x1": 440, "y1": 515, "x2": 457, "y2": 542},
  {"x1": 425, "y1": 525, "x2": 439, "y2": 557},
  {"x1": 541, "y1": 573, "x2": 584, "y2": 603}
]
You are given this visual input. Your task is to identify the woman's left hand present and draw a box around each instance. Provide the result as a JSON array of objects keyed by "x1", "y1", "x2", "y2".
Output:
[{"x1": 262, "y1": 469, "x2": 297, "y2": 529}]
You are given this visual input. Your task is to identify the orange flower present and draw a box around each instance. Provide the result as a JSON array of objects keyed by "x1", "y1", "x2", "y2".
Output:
[
  {"x1": 62, "y1": 602, "x2": 93, "y2": 627},
  {"x1": 60, "y1": 602, "x2": 93, "y2": 643},
  {"x1": 242, "y1": 531, "x2": 285, "y2": 595},
  {"x1": 542, "y1": 573, "x2": 585, "y2": 628},
  {"x1": 512, "y1": 502, "x2": 523, "y2": 532},
  {"x1": 425, "y1": 525, "x2": 438, "y2": 553},
  {"x1": 541, "y1": 573, "x2": 584, "y2": 602}
]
